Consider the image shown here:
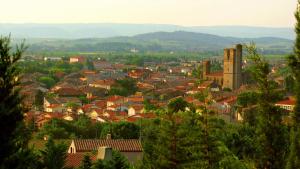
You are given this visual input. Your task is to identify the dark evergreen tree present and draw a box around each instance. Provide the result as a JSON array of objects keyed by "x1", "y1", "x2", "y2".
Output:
[
  {"x1": 40, "y1": 137, "x2": 68, "y2": 169},
  {"x1": 79, "y1": 154, "x2": 92, "y2": 169},
  {"x1": 92, "y1": 160, "x2": 106, "y2": 169},
  {"x1": 139, "y1": 97, "x2": 246, "y2": 169},
  {"x1": 286, "y1": 1, "x2": 300, "y2": 168},
  {"x1": 86, "y1": 58, "x2": 95, "y2": 70},
  {"x1": 246, "y1": 44, "x2": 288, "y2": 169},
  {"x1": 0, "y1": 36, "x2": 32, "y2": 168},
  {"x1": 34, "y1": 89, "x2": 44, "y2": 108},
  {"x1": 110, "y1": 151, "x2": 129, "y2": 169}
]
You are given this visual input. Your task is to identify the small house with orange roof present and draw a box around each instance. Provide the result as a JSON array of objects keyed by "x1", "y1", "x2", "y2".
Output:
[
  {"x1": 128, "y1": 104, "x2": 145, "y2": 116},
  {"x1": 106, "y1": 95, "x2": 125, "y2": 107},
  {"x1": 70, "y1": 56, "x2": 85, "y2": 63},
  {"x1": 275, "y1": 98, "x2": 296, "y2": 112}
]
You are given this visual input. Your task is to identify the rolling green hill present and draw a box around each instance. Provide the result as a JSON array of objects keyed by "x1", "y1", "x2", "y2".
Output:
[{"x1": 24, "y1": 31, "x2": 293, "y2": 54}]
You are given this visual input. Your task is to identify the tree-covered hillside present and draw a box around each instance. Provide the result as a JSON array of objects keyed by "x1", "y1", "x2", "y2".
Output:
[{"x1": 24, "y1": 31, "x2": 293, "y2": 54}]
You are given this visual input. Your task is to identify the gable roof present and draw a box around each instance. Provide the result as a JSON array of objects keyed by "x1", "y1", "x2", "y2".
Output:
[{"x1": 72, "y1": 139, "x2": 142, "y2": 152}]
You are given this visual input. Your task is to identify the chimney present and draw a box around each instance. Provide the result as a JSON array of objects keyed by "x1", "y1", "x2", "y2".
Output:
[
  {"x1": 106, "y1": 134, "x2": 111, "y2": 140},
  {"x1": 97, "y1": 147, "x2": 112, "y2": 161}
]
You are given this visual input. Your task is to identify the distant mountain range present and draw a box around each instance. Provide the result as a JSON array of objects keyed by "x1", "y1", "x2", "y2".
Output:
[
  {"x1": 0, "y1": 23, "x2": 295, "y2": 40},
  {"x1": 25, "y1": 31, "x2": 293, "y2": 54}
]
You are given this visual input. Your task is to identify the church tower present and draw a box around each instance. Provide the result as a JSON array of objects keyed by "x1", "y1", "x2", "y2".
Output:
[
  {"x1": 223, "y1": 44, "x2": 242, "y2": 90},
  {"x1": 202, "y1": 60, "x2": 210, "y2": 80}
]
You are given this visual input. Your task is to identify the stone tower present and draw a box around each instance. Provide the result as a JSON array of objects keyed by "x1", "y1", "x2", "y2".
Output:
[
  {"x1": 202, "y1": 60, "x2": 210, "y2": 79},
  {"x1": 223, "y1": 44, "x2": 242, "y2": 90}
]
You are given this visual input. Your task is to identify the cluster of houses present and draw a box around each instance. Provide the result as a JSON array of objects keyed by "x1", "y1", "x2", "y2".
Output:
[
  {"x1": 22, "y1": 55, "x2": 297, "y2": 130},
  {"x1": 21, "y1": 54, "x2": 297, "y2": 168}
]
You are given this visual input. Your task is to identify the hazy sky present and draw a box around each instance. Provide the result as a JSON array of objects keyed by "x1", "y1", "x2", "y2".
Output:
[{"x1": 0, "y1": 0, "x2": 297, "y2": 27}]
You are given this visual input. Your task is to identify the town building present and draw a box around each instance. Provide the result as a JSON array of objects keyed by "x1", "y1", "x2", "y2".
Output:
[
  {"x1": 203, "y1": 44, "x2": 243, "y2": 90},
  {"x1": 70, "y1": 56, "x2": 85, "y2": 63},
  {"x1": 67, "y1": 138, "x2": 142, "y2": 163}
]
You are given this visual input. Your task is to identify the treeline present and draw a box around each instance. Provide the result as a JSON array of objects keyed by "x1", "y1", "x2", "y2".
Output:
[
  {"x1": 35, "y1": 115, "x2": 140, "y2": 140},
  {"x1": 19, "y1": 60, "x2": 83, "y2": 88}
]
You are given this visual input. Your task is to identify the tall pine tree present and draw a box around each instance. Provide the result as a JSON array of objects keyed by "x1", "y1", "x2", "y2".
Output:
[
  {"x1": 79, "y1": 154, "x2": 92, "y2": 169},
  {"x1": 0, "y1": 36, "x2": 29, "y2": 168},
  {"x1": 246, "y1": 44, "x2": 288, "y2": 169},
  {"x1": 40, "y1": 137, "x2": 68, "y2": 169},
  {"x1": 286, "y1": 1, "x2": 300, "y2": 168}
]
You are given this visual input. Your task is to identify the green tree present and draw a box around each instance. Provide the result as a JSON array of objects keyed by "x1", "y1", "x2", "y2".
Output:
[
  {"x1": 284, "y1": 75, "x2": 295, "y2": 93},
  {"x1": 100, "y1": 122, "x2": 140, "y2": 139},
  {"x1": 110, "y1": 151, "x2": 130, "y2": 169},
  {"x1": 237, "y1": 91, "x2": 259, "y2": 107},
  {"x1": 34, "y1": 89, "x2": 45, "y2": 107},
  {"x1": 143, "y1": 99, "x2": 158, "y2": 111},
  {"x1": 40, "y1": 137, "x2": 68, "y2": 169},
  {"x1": 286, "y1": 1, "x2": 300, "y2": 168},
  {"x1": 86, "y1": 58, "x2": 95, "y2": 70},
  {"x1": 246, "y1": 44, "x2": 288, "y2": 169},
  {"x1": 79, "y1": 154, "x2": 92, "y2": 169},
  {"x1": 109, "y1": 78, "x2": 137, "y2": 97},
  {"x1": 92, "y1": 151, "x2": 130, "y2": 169},
  {"x1": 92, "y1": 160, "x2": 106, "y2": 169},
  {"x1": 38, "y1": 76, "x2": 56, "y2": 89},
  {"x1": 140, "y1": 97, "x2": 246, "y2": 169},
  {"x1": 0, "y1": 36, "x2": 32, "y2": 168}
]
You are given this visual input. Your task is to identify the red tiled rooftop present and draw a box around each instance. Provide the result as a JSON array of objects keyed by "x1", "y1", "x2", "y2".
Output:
[
  {"x1": 276, "y1": 99, "x2": 296, "y2": 106},
  {"x1": 56, "y1": 87, "x2": 84, "y2": 96},
  {"x1": 129, "y1": 104, "x2": 144, "y2": 111},
  {"x1": 92, "y1": 79, "x2": 115, "y2": 86},
  {"x1": 93, "y1": 100, "x2": 107, "y2": 108},
  {"x1": 107, "y1": 95, "x2": 124, "y2": 102},
  {"x1": 72, "y1": 139, "x2": 142, "y2": 152}
]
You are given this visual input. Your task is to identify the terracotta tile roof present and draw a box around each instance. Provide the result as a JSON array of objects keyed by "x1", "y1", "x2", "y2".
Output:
[
  {"x1": 92, "y1": 79, "x2": 115, "y2": 86},
  {"x1": 107, "y1": 104, "x2": 122, "y2": 109},
  {"x1": 47, "y1": 104, "x2": 61, "y2": 108},
  {"x1": 137, "y1": 82, "x2": 154, "y2": 89},
  {"x1": 83, "y1": 70, "x2": 97, "y2": 75},
  {"x1": 66, "y1": 153, "x2": 97, "y2": 168},
  {"x1": 127, "y1": 95, "x2": 144, "y2": 103},
  {"x1": 56, "y1": 87, "x2": 84, "y2": 97},
  {"x1": 276, "y1": 99, "x2": 296, "y2": 106},
  {"x1": 184, "y1": 96, "x2": 194, "y2": 102},
  {"x1": 206, "y1": 71, "x2": 223, "y2": 77},
  {"x1": 127, "y1": 117, "x2": 138, "y2": 122},
  {"x1": 107, "y1": 95, "x2": 124, "y2": 102},
  {"x1": 94, "y1": 100, "x2": 107, "y2": 108},
  {"x1": 175, "y1": 86, "x2": 187, "y2": 91},
  {"x1": 72, "y1": 139, "x2": 142, "y2": 152},
  {"x1": 80, "y1": 104, "x2": 93, "y2": 112},
  {"x1": 129, "y1": 104, "x2": 144, "y2": 111},
  {"x1": 128, "y1": 113, "x2": 156, "y2": 120},
  {"x1": 117, "y1": 111, "x2": 128, "y2": 116}
]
